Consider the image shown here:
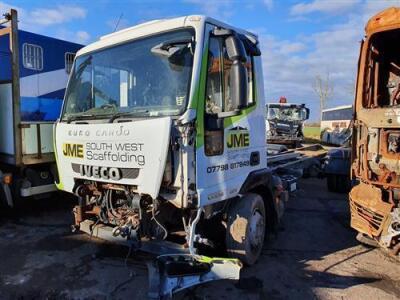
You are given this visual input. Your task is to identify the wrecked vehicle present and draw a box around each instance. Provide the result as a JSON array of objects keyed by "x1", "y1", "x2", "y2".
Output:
[
  {"x1": 320, "y1": 105, "x2": 353, "y2": 146},
  {"x1": 265, "y1": 99, "x2": 309, "y2": 148},
  {"x1": 53, "y1": 15, "x2": 326, "y2": 297},
  {"x1": 350, "y1": 7, "x2": 400, "y2": 256}
]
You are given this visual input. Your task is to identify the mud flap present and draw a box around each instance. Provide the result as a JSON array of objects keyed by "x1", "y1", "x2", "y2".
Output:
[{"x1": 147, "y1": 254, "x2": 242, "y2": 299}]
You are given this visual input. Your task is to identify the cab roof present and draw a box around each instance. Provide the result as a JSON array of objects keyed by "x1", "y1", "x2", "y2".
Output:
[
  {"x1": 77, "y1": 15, "x2": 257, "y2": 57},
  {"x1": 366, "y1": 7, "x2": 400, "y2": 36}
]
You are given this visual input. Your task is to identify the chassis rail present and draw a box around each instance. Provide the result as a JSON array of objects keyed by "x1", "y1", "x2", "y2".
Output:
[{"x1": 267, "y1": 144, "x2": 327, "y2": 171}]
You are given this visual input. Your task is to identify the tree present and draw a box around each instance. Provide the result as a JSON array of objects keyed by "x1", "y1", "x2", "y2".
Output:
[{"x1": 312, "y1": 72, "x2": 334, "y2": 121}]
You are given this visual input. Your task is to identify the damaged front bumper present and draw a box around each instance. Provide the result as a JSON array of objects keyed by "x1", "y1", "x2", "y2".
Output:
[
  {"x1": 349, "y1": 183, "x2": 400, "y2": 256},
  {"x1": 147, "y1": 255, "x2": 242, "y2": 299},
  {"x1": 78, "y1": 219, "x2": 242, "y2": 299},
  {"x1": 349, "y1": 182, "x2": 393, "y2": 238},
  {"x1": 78, "y1": 219, "x2": 189, "y2": 255}
]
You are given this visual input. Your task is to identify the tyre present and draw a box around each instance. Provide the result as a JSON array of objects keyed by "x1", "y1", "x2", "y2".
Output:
[
  {"x1": 327, "y1": 174, "x2": 337, "y2": 192},
  {"x1": 10, "y1": 177, "x2": 24, "y2": 210},
  {"x1": 327, "y1": 175, "x2": 351, "y2": 193},
  {"x1": 225, "y1": 193, "x2": 266, "y2": 266},
  {"x1": 0, "y1": 171, "x2": 12, "y2": 209},
  {"x1": 0, "y1": 183, "x2": 8, "y2": 208},
  {"x1": 340, "y1": 175, "x2": 352, "y2": 193}
]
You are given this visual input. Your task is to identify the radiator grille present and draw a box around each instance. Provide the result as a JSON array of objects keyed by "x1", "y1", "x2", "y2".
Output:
[
  {"x1": 71, "y1": 163, "x2": 140, "y2": 179},
  {"x1": 350, "y1": 200, "x2": 385, "y2": 235}
]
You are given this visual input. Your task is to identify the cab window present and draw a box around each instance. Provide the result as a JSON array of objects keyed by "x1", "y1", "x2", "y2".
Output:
[
  {"x1": 205, "y1": 37, "x2": 254, "y2": 115},
  {"x1": 205, "y1": 37, "x2": 224, "y2": 114},
  {"x1": 204, "y1": 35, "x2": 255, "y2": 156}
]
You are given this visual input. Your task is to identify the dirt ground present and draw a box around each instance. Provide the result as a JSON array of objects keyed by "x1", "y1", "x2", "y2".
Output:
[{"x1": 0, "y1": 178, "x2": 399, "y2": 300}]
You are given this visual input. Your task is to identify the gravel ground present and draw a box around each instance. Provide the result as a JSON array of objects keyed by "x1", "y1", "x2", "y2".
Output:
[{"x1": 0, "y1": 178, "x2": 399, "y2": 299}]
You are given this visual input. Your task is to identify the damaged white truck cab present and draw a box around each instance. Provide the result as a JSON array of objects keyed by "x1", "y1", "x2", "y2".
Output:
[{"x1": 54, "y1": 15, "x2": 282, "y2": 266}]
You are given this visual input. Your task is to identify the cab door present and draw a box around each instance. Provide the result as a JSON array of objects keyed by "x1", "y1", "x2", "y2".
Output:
[{"x1": 195, "y1": 24, "x2": 265, "y2": 206}]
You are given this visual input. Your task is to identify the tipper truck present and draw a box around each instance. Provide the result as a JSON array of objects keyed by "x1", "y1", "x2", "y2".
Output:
[
  {"x1": 350, "y1": 7, "x2": 400, "y2": 256},
  {"x1": 0, "y1": 10, "x2": 82, "y2": 208},
  {"x1": 54, "y1": 15, "x2": 326, "y2": 297}
]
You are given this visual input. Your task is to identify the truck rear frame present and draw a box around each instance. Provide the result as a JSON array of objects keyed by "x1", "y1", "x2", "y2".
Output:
[{"x1": 0, "y1": 9, "x2": 82, "y2": 207}]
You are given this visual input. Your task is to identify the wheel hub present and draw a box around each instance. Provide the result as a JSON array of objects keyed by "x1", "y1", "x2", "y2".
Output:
[{"x1": 249, "y1": 210, "x2": 264, "y2": 248}]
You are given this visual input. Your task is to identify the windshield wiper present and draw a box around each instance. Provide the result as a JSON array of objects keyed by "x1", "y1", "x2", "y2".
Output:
[
  {"x1": 108, "y1": 110, "x2": 150, "y2": 123},
  {"x1": 65, "y1": 113, "x2": 113, "y2": 123},
  {"x1": 64, "y1": 109, "x2": 151, "y2": 123},
  {"x1": 66, "y1": 114, "x2": 96, "y2": 123}
]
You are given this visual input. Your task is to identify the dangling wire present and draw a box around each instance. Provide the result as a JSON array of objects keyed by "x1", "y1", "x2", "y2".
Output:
[
  {"x1": 89, "y1": 218, "x2": 100, "y2": 241},
  {"x1": 151, "y1": 201, "x2": 168, "y2": 240},
  {"x1": 108, "y1": 189, "x2": 119, "y2": 218}
]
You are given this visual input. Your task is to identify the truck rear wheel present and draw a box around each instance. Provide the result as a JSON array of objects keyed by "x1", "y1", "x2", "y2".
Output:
[
  {"x1": 327, "y1": 174, "x2": 351, "y2": 193},
  {"x1": 225, "y1": 193, "x2": 266, "y2": 266},
  {"x1": 0, "y1": 171, "x2": 12, "y2": 209},
  {"x1": 327, "y1": 174, "x2": 337, "y2": 192},
  {"x1": 0, "y1": 183, "x2": 8, "y2": 208}
]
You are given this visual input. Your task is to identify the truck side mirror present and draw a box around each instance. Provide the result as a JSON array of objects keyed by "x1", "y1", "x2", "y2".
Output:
[
  {"x1": 305, "y1": 108, "x2": 310, "y2": 120},
  {"x1": 225, "y1": 35, "x2": 248, "y2": 110}
]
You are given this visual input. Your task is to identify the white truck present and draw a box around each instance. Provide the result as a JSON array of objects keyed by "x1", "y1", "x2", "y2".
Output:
[{"x1": 53, "y1": 16, "x2": 325, "y2": 298}]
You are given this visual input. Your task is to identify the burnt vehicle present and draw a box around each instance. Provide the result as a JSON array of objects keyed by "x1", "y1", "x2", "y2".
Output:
[
  {"x1": 350, "y1": 7, "x2": 400, "y2": 256},
  {"x1": 265, "y1": 100, "x2": 309, "y2": 148}
]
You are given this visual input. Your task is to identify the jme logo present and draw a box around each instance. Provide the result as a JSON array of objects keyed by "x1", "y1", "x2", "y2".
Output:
[
  {"x1": 62, "y1": 143, "x2": 84, "y2": 158},
  {"x1": 227, "y1": 127, "x2": 250, "y2": 149}
]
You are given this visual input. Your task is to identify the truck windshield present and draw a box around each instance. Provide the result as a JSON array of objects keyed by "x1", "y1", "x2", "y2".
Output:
[
  {"x1": 62, "y1": 29, "x2": 194, "y2": 120},
  {"x1": 267, "y1": 106, "x2": 307, "y2": 121},
  {"x1": 362, "y1": 29, "x2": 400, "y2": 108}
]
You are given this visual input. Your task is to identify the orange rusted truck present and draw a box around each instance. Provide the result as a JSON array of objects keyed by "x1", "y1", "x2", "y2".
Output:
[{"x1": 350, "y1": 7, "x2": 400, "y2": 256}]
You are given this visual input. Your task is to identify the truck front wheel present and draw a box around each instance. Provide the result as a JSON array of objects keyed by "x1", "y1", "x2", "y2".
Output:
[{"x1": 225, "y1": 193, "x2": 266, "y2": 266}]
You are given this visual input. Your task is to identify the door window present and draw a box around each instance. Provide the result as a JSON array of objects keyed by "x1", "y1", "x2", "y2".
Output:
[
  {"x1": 205, "y1": 37, "x2": 254, "y2": 115},
  {"x1": 205, "y1": 37, "x2": 223, "y2": 114},
  {"x1": 204, "y1": 35, "x2": 255, "y2": 156}
]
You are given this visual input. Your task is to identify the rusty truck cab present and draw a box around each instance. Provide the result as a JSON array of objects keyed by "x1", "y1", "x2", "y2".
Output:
[{"x1": 351, "y1": 7, "x2": 400, "y2": 255}]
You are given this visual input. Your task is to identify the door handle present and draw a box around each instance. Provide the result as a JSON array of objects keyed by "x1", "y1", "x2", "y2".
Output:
[{"x1": 250, "y1": 151, "x2": 260, "y2": 166}]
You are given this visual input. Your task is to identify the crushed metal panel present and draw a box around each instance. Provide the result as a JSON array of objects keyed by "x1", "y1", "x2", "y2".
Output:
[
  {"x1": 147, "y1": 255, "x2": 242, "y2": 299},
  {"x1": 349, "y1": 182, "x2": 393, "y2": 237}
]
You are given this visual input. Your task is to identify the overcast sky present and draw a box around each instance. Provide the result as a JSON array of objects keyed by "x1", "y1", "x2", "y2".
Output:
[{"x1": 2, "y1": 0, "x2": 400, "y2": 120}]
